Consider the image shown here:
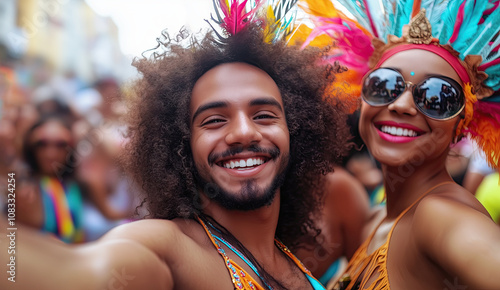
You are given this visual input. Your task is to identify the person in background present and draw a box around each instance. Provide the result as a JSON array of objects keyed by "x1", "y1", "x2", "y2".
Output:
[
  {"x1": 295, "y1": 167, "x2": 372, "y2": 285},
  {"x1": 18, "y1": 114, "x2": 84, "y2": 243}
]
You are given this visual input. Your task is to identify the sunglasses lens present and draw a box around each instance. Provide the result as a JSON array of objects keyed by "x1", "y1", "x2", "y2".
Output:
[
  {"x1": 413, "y1": 77, "x2": 464, "y2": 119},
  {"x1": 362, "y1": 68, "x2": 405, "y2": 105}
]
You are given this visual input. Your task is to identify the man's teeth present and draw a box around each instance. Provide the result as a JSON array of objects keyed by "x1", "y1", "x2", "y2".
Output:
[
  {"x1": 223, "y1": 158, "x2": 265, "y2": 169},
  {"x1": 380, "y1": 126, "x2": 418, "y2": 137}
]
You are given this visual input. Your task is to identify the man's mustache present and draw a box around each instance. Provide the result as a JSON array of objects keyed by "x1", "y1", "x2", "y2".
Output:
[{"x1": 208, "y1": 144, "x2": 280, "y2": 165}]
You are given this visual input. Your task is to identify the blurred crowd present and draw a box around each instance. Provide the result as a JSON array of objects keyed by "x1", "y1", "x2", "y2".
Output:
[{"x1": 0, "y1": 55, "x2": 144, "y2": 243}]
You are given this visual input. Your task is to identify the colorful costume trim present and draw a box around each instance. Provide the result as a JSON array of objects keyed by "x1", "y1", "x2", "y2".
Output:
[
  {"x1": 196, "y1": 215, "x2": 325, "y2": 290},
  {"x1": 40, "y1": 176, "x2": 84, "y2": 243}
]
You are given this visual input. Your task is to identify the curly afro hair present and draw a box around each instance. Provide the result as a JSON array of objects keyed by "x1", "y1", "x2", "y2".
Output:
[{"x1": 125, "y1": 24, "x2": 351, "y2": 248}]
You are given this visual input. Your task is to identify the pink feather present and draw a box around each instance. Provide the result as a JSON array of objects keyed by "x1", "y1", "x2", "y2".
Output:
[
  {"x1": 479, "y1": 58, "x2": 500, "y2": 71},
  {"x1": 484, "y1": 1, "x2": 499, "y2": 15},
  {"x1": 219, "y1": 0, "x2": 263, "y2": 35},
  {"x1": 302, "y1": 17, "x2": 373, "y2": 72},
  {"x1": 475, "y1": 102, "x2": 500, "y2": 124}
]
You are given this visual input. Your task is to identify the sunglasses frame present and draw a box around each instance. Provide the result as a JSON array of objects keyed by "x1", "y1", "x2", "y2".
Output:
[{"x1": 361, "y1": 67, "x2": 466, "y2": 121}]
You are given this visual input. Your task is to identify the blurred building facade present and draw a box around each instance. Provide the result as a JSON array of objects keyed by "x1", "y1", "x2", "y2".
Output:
[{"x1": 0, "y1": 0, "x2": 129, "y2": 87}]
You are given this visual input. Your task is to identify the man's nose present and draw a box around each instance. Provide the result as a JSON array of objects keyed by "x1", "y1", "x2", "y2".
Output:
[{"x1": 224, "y1": 113, "x2": 262, "y2": 145}]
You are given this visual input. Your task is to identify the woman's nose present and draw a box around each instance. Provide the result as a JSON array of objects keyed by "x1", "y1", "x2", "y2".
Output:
[{"x1": 387, "y1": 89, "x2": 418, "y2": 117}]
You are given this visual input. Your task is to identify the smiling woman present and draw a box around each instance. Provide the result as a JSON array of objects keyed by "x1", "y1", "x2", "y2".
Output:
[{"x1": 295, "y1": 0, "x2": 500, "y2": 289}]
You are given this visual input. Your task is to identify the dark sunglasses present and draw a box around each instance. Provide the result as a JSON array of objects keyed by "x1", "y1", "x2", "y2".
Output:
[
  {"x1": 33, "y1": 139, "x2": 69, "y2": 149},
  {"x1": 361, "y1": 68, "x2": 465, "y2": 120}
]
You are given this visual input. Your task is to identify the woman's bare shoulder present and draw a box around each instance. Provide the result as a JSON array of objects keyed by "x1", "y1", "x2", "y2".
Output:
[{"x1": 414, "y1": 183, "x2": 490, "y2": 223}]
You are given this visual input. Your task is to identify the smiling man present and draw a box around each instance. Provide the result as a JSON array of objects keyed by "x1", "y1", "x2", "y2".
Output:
[
  {"x1": 190, "y1": 63, "x2": 290, "y2": 211},
  {"x1": 0, "y1": 3, "x2": 352, "y2": 290}
]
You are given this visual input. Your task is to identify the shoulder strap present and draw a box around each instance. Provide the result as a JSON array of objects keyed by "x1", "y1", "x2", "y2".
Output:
[
  {"x1": 195, "y1": 215, "x2": 266, "y2": 290},
  {"x1": 386, "y1": 181, "x2": 455, "y2": 239},
  {"x1": 274, "y1": 239, "x2": 326, "y2": 290}
]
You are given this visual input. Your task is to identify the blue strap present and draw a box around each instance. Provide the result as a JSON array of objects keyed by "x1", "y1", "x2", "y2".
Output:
[
  {"x1": 307, "y1": 274, "x2": 327, "y2": 290},
  {"x1": 207, "y1": 219, "x2": 325, "y2": 290},
  {"x1": 319, "y1": 259, "x2": 341, "y2": 285},
  {"x1": 40, "y1": 183, "x2": 56, "y2": 233}
]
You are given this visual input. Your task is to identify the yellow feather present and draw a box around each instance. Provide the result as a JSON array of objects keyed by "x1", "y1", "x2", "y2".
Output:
[
  {"x1": 264, "y1": 5, "x2": 277, "y2": 43},
  {"x1": 299, "y1": 0, "x2": 338, "y2": 18}
]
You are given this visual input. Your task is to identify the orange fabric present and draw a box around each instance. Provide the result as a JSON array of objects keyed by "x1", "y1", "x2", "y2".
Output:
[{"x1": 331, "y1": 182, "x2": 453, "y2": 290}]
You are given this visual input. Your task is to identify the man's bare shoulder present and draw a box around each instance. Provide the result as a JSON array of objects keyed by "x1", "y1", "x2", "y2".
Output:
[
  {"x1": 102, "y1": 219, "x2": 184, "y2": 240},
  {"x1": 96, "y1": 217, "x2": 232, "y2": 289},
  {"x1": 100, "y1": 218, "x2": 206, "y2": 258}
]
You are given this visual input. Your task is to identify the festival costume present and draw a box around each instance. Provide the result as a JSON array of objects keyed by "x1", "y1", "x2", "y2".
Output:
[
  {"x1": 292, "y1": 0, "x2": 500, "y2": 288},
  {"x1": 40, "y1": 176, "x2": 84, "y2": 243},
  {"x1": 330, "y1": 182, "x2": 453, "y2": 290},
  {"x1": 197, "y1": 216, "x2": 325, "y2": 290},
  {"x1": 291, "y1": 0, "x2": 500, "y2": 171}
]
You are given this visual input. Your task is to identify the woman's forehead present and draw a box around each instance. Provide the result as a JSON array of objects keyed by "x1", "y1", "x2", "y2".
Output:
[{"x1": 379, "y1": 49, "x2": 462, "y2": 85}]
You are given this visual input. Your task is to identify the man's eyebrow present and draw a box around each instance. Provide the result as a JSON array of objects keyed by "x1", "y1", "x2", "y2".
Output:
[
  {"x1": 191, "y1": 101, "x2": 228, "y2": 123},
  {"x1": 250, "y1": 98, "x2": 283, "y2": 112}
]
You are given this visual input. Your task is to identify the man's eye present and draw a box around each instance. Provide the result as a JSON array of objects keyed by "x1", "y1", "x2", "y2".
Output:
[
  {"x1": 202, "y1": 118, "x2": 225, "y2": 126},
  {"x1": 254, "y1": 114, "x2": 276, "y2": 120}
]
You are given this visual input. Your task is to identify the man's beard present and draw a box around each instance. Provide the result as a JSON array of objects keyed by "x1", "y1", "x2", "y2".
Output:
[{"x1": 194, "y1": 147, "x2": 289, "y2": 211}]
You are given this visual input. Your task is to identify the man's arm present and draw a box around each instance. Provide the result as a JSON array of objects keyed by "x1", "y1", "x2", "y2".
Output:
[{"x1": 0, "y1": 219, "x2": 173, "y2": 290}]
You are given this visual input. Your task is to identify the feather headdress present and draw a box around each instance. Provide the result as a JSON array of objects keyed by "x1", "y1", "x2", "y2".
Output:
[
  {"x1": 293, "y1": 0, "x2": 500, "y2": 170},
  {"x1": 209, "y1": 0, "x2": 299, "y2": 43}
]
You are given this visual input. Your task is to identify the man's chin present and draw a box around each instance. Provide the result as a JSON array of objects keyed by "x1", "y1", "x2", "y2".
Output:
[
  {"x1": 196, "y1": 153, "x2": 289, "y2": 211},
  {"x1": 210, "y1": 185, "x2": 278, "y2": 211}
]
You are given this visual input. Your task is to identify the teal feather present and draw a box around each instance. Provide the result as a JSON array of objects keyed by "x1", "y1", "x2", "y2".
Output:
[
  {"x1": 482, "y1": 35, "x2": 500, "y2": 63},
  {"x1": 484, "y1": 67, "x2": 500, "y2": 91},
  {"x1": 305, "y1": 0, "x2": 500, "y2": 93},
  {"x1": 422, "y1": 0, "x2": 450, "y2": 27},
  {"x1": 269, "y1": 0, "x2": 299, "y2": 43},
  {"x1": 488, "y1": 95, "x2": 500, "y2": 103},
  {"x1": 463, "y1": 7, "x2": 500, "y2": 57},
  {"x1": 452, "y1": 0, "x2": 489, "y2": 53},
  {"x1": 436, "y1": 0, "x2": 462, "y2": 42},
  {"x1": 391, "y1": 1, "x2": 413, "y2": 38},
  {"x1": 335, "y1": 0, "x2": 372, "y2": 33},
  {"x1": 364, "y1": 0, "x2": 386, "y2": 38}
]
